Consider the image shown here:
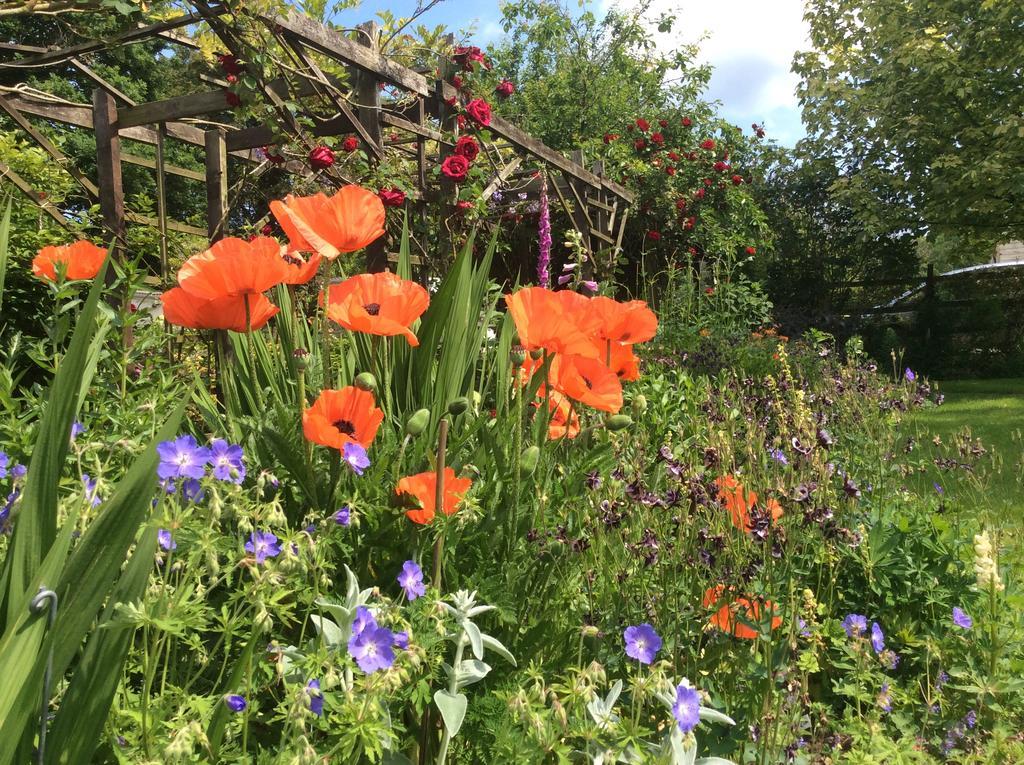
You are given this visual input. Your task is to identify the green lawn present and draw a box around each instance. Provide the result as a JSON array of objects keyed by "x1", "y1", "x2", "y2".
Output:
[{"x1": 909, "y1": 378, "x2": 1023, "y2": 508}]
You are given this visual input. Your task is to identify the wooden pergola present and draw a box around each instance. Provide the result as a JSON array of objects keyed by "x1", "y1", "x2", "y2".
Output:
[{"x1": 0, "y1": 2, "x2": 633, "y2": 279}]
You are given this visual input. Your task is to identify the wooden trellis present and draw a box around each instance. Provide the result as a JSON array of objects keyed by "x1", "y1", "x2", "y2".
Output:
[{"x1": 0, "y1": 2, "x2": 633, "y2": 278}]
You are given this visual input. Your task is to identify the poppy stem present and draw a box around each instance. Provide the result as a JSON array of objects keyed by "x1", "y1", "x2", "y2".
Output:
[
  {"x1": 243, "y1": 293, "x2": 265, "y2": 411},
  {"x1": 431, "y1": 418, "x2": 448, "y2": 590}
]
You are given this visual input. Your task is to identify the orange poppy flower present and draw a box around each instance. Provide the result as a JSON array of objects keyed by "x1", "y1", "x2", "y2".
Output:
[
  {"x1": 161, "y1": 288, "x2": 279, "y2": 332},
  {"x1": 505, "y1": 287, "x2": 600, "y2": 358},
  {"x1": 177, "y1": 237, "x2": 289, "y2": 300},
  {"x1": 589, "y1": 296, "x2": 659, "y2": 344},
  {"x1": 324, "y1": 272, "x2": 429, "y2": 346},
  {"x1": 704, "y1": 585, "x2": 782, "y2": 639},
  {"x1": 545, "y1": 391, "x2": 580, "y2": 440},
  {"x1": 32, "y1": 241, "x2": 107, "y2": 282},
  {"x1": 607, "y1": 343, "x2": 641, "y2": 381},
  {"x1": 269, "y1": 185, "x2": 385, "y2": 259},
  {"x1": 396, "y1": 467, "x2": 473, "y2": 524},
  {"x1": 280, "y1": 251, "x2": 322, "y2": 285},
  {"x1": 713, "y1": 476, "x2": 783, "y2": 533},
  {"x1": 551, "y1": 354, "x2": 623, "y2": 413},
  {"x1": 302, "y1": 387, "x2": 384, "y2": 451}
]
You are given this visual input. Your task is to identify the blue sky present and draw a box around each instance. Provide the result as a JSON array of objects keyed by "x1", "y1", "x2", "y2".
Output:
[{"x1": 333, "y1": 0, "x2": 808, "y2": 146}]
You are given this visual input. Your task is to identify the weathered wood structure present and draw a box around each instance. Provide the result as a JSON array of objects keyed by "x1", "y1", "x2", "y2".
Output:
[{"x1": 0, "y1": 3, "x2": 633, "y2": 280}]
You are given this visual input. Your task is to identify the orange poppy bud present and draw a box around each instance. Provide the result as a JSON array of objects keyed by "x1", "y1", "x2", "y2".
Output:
[
  {"x1": 270, "y1": 186, "x2": 385, "y2": 260},
  {"x1": 32, "y1": 241, "x2": 107, "y2": 283},
  {"x1": 397, "y1": 468, "x2": 473, "y2": 524}
]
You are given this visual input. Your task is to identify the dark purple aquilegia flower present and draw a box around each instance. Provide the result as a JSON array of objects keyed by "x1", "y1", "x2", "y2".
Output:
[
  {"x1": 672, "y1": 681, "x2": 701, "y2": 733},
  {"x1": 210, "y1": 439, "x2": 246, "y2": 483},
  {"x1": 245, "y1": 530, "x2": 281, "y2": 564},
  {"x1": 224, "y1": 694, "x2": 247, "y2": 712},
  {"x1": 623, "y1": 623, "x2": 661, "y2": 665},
  {"x1": 397, "y1": 560, "x2": 425, "y2": 601},
  {"x1": 157, "y1": 435, "x2": 211, "y2": 481},
  {"x1": 952, "y1": 607, "x2": 973, "y2": 629},
  {"x1": 342, "y1": 442, "x2": 371, "y2": 476}
]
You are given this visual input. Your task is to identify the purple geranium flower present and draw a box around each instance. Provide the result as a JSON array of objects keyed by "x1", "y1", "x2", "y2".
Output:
[
  {"x1": 393, "y1": 631, "x2": 410, "y2": 649},
  {"x1": 870, "y1": 622, "x2": 885, "y2": 653},
  {"x1": 305, "y1": 679, "x2": 324, "y2": 716},
  {"x1": 351, "y1": 605, "x2": 376, "y2": 638},
  {"x1": 623, "y1": 623, "x2": 661, "y2": 665},
  {"x1": 342, "y1": 442, "x2": 371, "y2": 476},
  {"x1": 877, "y1": 683, "x2": 892, "y2": 713},
  {"x1": 70, "y1": 421, "x2": 86, "y2": 441},
  {"x1": 0, "y1": 452, "x2": 8, "y2": 479},
  {"x1": 334, "y1": 506, "x2": 351, "y2": 526},
  {"x1": 768, "y1": 448, "x2": 788, "y2": 466},
  {"x1": 157, "y1": 435, "x2": 210, "y2": 481},
  {"x1": 157, "y1": 528, "x2": 177, "y2": 551},
  {"x1": 225, "y1": 694, "x2": 246, "y2": 712},
  {"x1": 904, "y1": 367, "x2": 916, "y2": 382},
  {"x1": 672, "y1": 681, "x2": 701, "y2": 733},
  {"x1": 952, "y1": 607, "x2": 973, "y2": 630},
  {"x1": 11, "y1": 463, "x2": 26, "y2": 480},
  {"x1": 180, "y1": 478, "x2": 205, "y2": 504},
  {"x1": 348, "y1": 623, "x2": 395, "y2": 673},
  {"x1": 81, "y1": 474, "x2": 101, "y2": 507},
  {"x1": 397, "y1": 560, "x2": 426, "y2": 601},
  {"x1": 842, "y1": 614, "x2": 867, "y2": 638},
  {"x1": 210, "y1": 439, "x2": 246, "y2": 484},
  {"x1": 245, "y1": 530, "x2": 281, "y2": 564}
]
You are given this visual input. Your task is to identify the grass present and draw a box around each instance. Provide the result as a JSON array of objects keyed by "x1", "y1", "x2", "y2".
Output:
[{"x1": 908, "y1": 378, "x2": 1023, "y2": 510}]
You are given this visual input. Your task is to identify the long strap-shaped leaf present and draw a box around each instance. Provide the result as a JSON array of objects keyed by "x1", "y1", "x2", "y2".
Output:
[
  {"x1": 44, "y1": 527, "x2": 159, "y2": 764},
  {"x1": 1, "y1": 257, "x2": 109, "y2": 631}
]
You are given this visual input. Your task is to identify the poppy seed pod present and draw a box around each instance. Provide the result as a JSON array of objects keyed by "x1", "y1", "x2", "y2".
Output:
[
  {"x1": 405, "y1": 408, "x2": 430, "y2": 436},
  {"x1": 529, "y1": 348, "x2": 544, "y2": 360},
  {"x1": 520, "y1": 445, "x2": 540, "y2": 476},
  {"x1": 632, "y1": 395, "x2": 648, "y2": 415},
  {"x1": 511, "y1": 347, "x2": 527, "y2": 365},
  {"x1": 354, "y1": 372, "x2": 377, "y2": 392},
  {"x1": 604, "y1": 415, "x2": 633, "y2": 432},
  {"x1": 448, "y1": 397, "x2": 470, "y2": 416}
]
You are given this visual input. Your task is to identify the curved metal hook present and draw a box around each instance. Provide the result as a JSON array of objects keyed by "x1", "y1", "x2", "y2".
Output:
[{"x1": 30, "y1": 587, "x2": 58, "y2": 765}]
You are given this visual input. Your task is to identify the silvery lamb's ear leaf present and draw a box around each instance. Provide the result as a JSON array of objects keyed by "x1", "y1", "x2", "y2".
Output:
[
  {"x1": 344, "y1": 566, "x2": 358, "y2": 602},
  {"x1": 455, "y1": 659, "x2": 491, "y2": 688},
  {"x1": 605, "y1": 679, "x2": 623, "y2": 709},
  {"x1": 695, "y1": 758, "x2": 738, "y2": 765},
  {"x1": 434, "y1": 690, "x2": 468, "y2": 737},
  {"x1": 309, "y1": 615, "x2": 344, "y2": 649},
  {"x1": 466, "y1": 604, "x2": 495, "y2": 618},
  {"x1": 463, "y1": 620, "x2": 484, "y2": 660},
  {"x1": 698, "y1": 708, "x2": 735, "y2": 726},
  {"x1": 669, "y1": 729, "x2": 696, "y2": 765},
  {"x1": 480, "y1": 633, "x2": 516, "y2": 666}
]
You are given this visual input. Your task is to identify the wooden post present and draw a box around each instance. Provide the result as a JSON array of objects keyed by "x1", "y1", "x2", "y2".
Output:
[
  {"x1": 205, "y1": 128, "x2": 228, "y2": 241},
  {"x1": 92, "y1": 89, "x2": 125, "y2": 273},
  {"x1": 155, "y1": 125, "x2": 170, "y2": 284},
  {"x1": 569, "y1": 149, "x2": 593, "y2": 275},
  {"x1": 355, "y1": 21, "x2": 387, "y2": 272}
]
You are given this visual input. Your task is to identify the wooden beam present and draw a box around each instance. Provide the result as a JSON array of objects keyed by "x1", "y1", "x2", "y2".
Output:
[
  {"x1": 93, "y1": 90, "x2": 126, "y2": 255},
  {"x1": 205, "y1": 128, "x2": 229, "y2": 241},
  {"x1": 119, "y1": 88, "x2": 236, "y2": 129},
  {"x1": 126, "y1": 212, "x2": 206, "y2": 237},
  {"x1": 121, "y1": 152, "x2": 205, "y2": 181},
  {"x1": 481, "y1": 156, "x2": 522, "y2": 202},
  {"x1": 381, "y1": 111, "x2": 442, "y2": 142},
  {"x1": 0, "y1": 160, "x2": 75, "y2": 230}
]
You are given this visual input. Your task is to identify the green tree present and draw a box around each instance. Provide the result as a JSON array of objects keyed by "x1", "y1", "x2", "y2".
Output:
[{"x1": 794, "y1": 0, "x2": 1024, "y2": 242}]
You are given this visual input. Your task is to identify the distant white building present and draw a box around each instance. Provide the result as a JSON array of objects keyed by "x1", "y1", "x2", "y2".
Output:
[{"x1": 994, "y1": 241, "x2": 1024, "y2": 263}]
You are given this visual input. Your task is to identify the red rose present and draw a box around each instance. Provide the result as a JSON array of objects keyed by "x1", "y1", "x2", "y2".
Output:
[
  {"x1": 646, "y1": 230, "x2": 661, "y2": 241},
  {"x1": 342, "y1": 136, "x2": 358, "y2": 152},
  {"x1": 603, "y1": 133, "x2": 619, "y2": 144},
  {"x1": 309, "y1": 145, "x2": 335, "y2": 170},
  {"x1": 453, "y1": 45, "x2": 490, "y2": 71},
  {"x1": 684, "y1": 216, "x2": 696, "y2": 229},
  {"x1": 704, "y1": 287, "x2": 714, "y2": 295},
  {"x1": 713, "y1": 160, "x2": 728, "y2": 172},
  {"x1": 636, "y1": 118, "x2": 650, "y2": 131},
  {"x1": 465, "y1": 98, "x2": 492, "y2": 126},
  {"x1": 378, "y1": 187, "x2": 406, "y2": 207},
  {"x1": 681, "y1": 117, "x2": 692, "y2": 127},
  {"x1": 454, "y1": 135, "x2": 480, "y2": 161},
  {"x1": 703, "y1": 178, "x2": 713, "y2": 186},
  {"x1": 456, "y1": 114, "x2": 466, "y2": 129},
  {"x1": 452, "y1": 75, "x2": 463, "y2": 89},
  {"x1": 261, "y1": 223, "x2": 274, "y2": 236},
  {"x1": 651, "y1": 132, "x2": 665, "y2": 145},
  {"x1": 694, "y1": 188, "x2": 706, "y2": 200},
  {"x1": 687, "y1": 151, "x2": 697, "y2": 161},
  {"x1": 441, "y1": 154, "x2": 470, "y2": 182},
  {"x1": 687, "y1": 246, "x2": 698, "y2": 256},
  {"x1": 659, "y1": 119, "x2": 668, "y2": 128},
  {"x1": 755, "y1": 127, "x2": 766, "y2": 138},
  {"x1": 675, "y1": 198, "x2": 687, "y2": 210},
  {"x1": 700, "y1": 139, "x2": 716, "y2": 150},
  {"x1": 455, "y1": 200, "x2": 474, "y2": 214},
  {"x1": 495, "y1": 79, "x2": 515, "y2": 98},
  {"x1": 745, "y1": 246, "x2": 757, "y2": 255},
  {"x1": 667, "y1": 151, "x2": 680, "y2": 161},
  {"x1": 226, "y1": 74, "x2": 238, "y2": 84},
  {"x1": 445, "y1": 96, "x2": 458, "y2": 107},
  {"x1": 224, "y1": 90, "x2": 241, "y2": 108},
  {"x1": 217, "y1": 53, "x2": 242, "y2": 76},
  {"x1": 666, "y1": 166, "x2": 676, "y2": 176},
  {"x1": 634, "y1": 138, "x2": 647, "y2": 151},
  {"x1": 732, "y1": 174, "x2": 743, "y2": 185}
]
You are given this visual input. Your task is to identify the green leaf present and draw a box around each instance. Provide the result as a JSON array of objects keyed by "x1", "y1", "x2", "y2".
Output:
[
  {"x1": 0, "y1": 194, "x2": 11, "y2": 314},
  {"x1": 433, "y1": 690, "x2": 467, "y2": 738}
]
